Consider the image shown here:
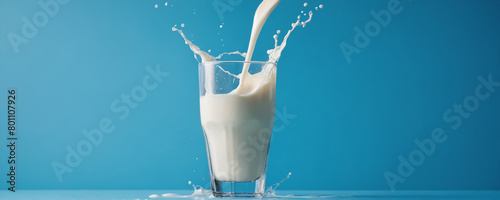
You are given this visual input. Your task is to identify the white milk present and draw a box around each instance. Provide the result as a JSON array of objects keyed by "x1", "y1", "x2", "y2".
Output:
[
  {"x1": 200, "y1": 0, "x2": 281, "y2": 182},
  {"x1": 173, "y1": 0, "x2": 318, "y2": 182},
  {"x1": 200, "y1": 66, "x2": 276, "y2": 182}
]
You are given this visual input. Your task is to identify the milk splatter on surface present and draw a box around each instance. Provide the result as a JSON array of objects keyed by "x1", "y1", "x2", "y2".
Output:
[{"x1": 146, "y1": 173, "x2": 343, "y2": 199}]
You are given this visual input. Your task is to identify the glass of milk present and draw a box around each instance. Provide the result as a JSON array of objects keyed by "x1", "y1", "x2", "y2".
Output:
[{"x1": 199, "y1": 61, "x2": 277, "y2": 197}]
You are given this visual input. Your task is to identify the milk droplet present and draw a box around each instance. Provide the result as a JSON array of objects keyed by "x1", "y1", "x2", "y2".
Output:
[
  {"x1": 301, "y1": 11, "x2": 304, "y2": 13},
  {"x1": 273, "y1": 34, "x2": 278, "y2": 40},
  {"x1": 188, "y1": 181, "x2": 192, "y2": 185},
  {"x1": 315, "y1": 7, "x2": 318, "y2": 10},
  {"x1": 276, "y1": 30, "x2": 281, "y2": 34},
  {"x1": 149, "y1": 194, "x2": 160, "y2": 198},
  {"x1": 221, "y1": 39, "x2": 223, "y2": 41},
  {"x1": 319, "y1": 4, "x2": 323, "y2": 9},
  {"x1": 154, "y1": 4, "x2": 158, "y2": 8},
  {"x1": 181, "y1": 23, "x2": 185, "y2": 28},
  {"x1": 289, "y1": 172, "x2": 292, "y2": 175},
  {"x1": 196, "y1": 157, "x2": 199, "y2": 160},
  {"x1": 219, "y1": 25, "x2": 223, "y2": 28},
  {"x1": 164, "y1": 2, "x2": 168, "y2": 6},
  {"x1": 303, "y1": 3, "x2": 308, "y2": 7},
  {"x1": 208, "y1": 50, "x2": 211, "y2": 53}
]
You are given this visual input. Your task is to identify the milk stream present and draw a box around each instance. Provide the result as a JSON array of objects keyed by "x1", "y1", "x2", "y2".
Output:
[{"x1": 237, "y1": 0, "x2": 281, "y2": 93}]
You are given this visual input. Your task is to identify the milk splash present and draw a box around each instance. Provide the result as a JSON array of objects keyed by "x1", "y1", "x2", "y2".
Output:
[
  {"x1": 267, "y1": 11, "x2": 313, "y2": 63},
  {"x1": 172, "y1": 4, "x2": 316, "y2": 66},
  {"x1": 264, "y1": 172, "x2": 292, "y2": 196},
  {"x1": 148, "y1": 172, "x2": 293, "y2": 199},
  {"x1": 171, "y1": 26, "x2": 213, "y2": 63}
]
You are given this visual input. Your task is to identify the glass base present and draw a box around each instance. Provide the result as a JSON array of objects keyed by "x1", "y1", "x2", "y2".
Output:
[{"x1": 211, "y1": 176, "x2": 266, "y2": 197}]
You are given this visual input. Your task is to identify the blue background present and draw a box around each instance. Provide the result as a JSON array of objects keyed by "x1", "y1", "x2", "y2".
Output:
[{"x1": 1, "y1": 0, "x2": 500, "y2": 191}]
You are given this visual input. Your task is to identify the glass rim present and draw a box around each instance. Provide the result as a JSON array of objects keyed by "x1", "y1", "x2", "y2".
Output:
[{"x1": 200, "y1": 61, "x2": 277, "y2": 66}]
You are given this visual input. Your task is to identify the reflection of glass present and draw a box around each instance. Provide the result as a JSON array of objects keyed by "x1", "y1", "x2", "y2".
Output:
[{"x1": 198, "y1": 61, "x2": 277, "y2": 197}]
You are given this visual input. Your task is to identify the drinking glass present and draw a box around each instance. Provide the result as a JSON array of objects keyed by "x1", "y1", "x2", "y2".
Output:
[{"x1": 198, "y1": 61, "x2": 277, "y2": 197}]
